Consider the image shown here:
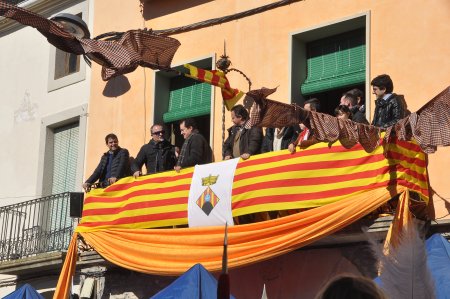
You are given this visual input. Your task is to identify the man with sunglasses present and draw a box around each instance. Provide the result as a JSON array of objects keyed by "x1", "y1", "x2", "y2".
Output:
[{"x1": 131, "y1": 124, "x2": 177, "y2": 178}]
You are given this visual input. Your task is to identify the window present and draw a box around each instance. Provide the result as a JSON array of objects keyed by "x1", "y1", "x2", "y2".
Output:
[
  {"x1": 51, "y1": 122, "x2": 79, "y2": 194},
  {"x1": 291, "y1": 14, "x2": 369, "y2": 115},
  {"x1": 54, "y1": 49, "x2": 81, "y2": 80},
  {"x1": 37, "y1": 105, "x2": 87, "y2": 197},
  {"x1": 163, "y1": 76, "x2": 211, "y2": 123},
  {"x1": 47, "y1": 4, "x2": 88, "y2": 91},
  {"x1": 301, "y1": 29, "x2": 365, "y2": 96},
  {"x1": 36, "y1": 105, "x2": 87, "y2": 252},
  {"x1": 154, "y1": 57, "x2": 213, "y2": 148},
  {"x1": 48, "y1": 122, "x2": 79, "y2": 249}
]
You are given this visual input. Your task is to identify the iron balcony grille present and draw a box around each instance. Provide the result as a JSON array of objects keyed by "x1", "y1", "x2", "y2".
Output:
[{"x1": 0, "y1": 192, "x2": 80, "y2": 262}]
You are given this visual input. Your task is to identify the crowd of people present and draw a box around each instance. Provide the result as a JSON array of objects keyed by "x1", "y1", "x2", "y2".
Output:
[{"x1": 83, "y1": 74, "x2": 409, "y2": 191}]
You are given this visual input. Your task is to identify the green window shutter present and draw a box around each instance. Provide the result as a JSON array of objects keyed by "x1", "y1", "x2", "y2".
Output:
[
  {"x1": 163, "y1": 76, "x2": 211, "y2": 123},
  {"x1": 51, "y1": 122, "x2": 79, "y2": 194},
  {"x1": 301, "y1": 29, "x2": 366, "y2": 95}
]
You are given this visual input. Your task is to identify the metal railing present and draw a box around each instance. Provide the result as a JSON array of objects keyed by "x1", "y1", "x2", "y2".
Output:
[{"x1": 0, "y1": 192, "x2": 80, "y2": 262}]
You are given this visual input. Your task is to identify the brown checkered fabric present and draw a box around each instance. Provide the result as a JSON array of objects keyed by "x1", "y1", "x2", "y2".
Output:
[
  {"x1": 0, "y1": 2, "x2": 83, "y2": 52},
  {"x1": 390, "y1": 86, "x2": 450, "y2": 153},
  {"x1": 247, "y1": 86, "x2": 450, "y2": 154},
  {"x1": 309, "y1": 111, "x2": 382, "y2": 152},
  {"x1": 83, "y1": 30, "x2": 180, "y2": 81},
  {"x1": 246, "y1": 87, "x2": 309, "y2": 129},
  {"x1": 0, "y1": 2, "x2": 180, "y2": 81}
]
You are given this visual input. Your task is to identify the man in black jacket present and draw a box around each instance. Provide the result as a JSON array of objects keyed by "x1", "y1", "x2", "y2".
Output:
[
  {"x1": 174, "y1": 118, "x2": 212, "y2": 172},
  {"x1": 340, "y1": 92, "x2": 369, "y2": 124},
  {"x1": 83, "y1": 133, "x2": 130, "y2": 191},
  {"x1": 223, "y1": 104, "x2": 263, "y2": 160},
  {"x1": 371, "y1": 74, "x2": 407, "y2": 128},
  {"x1": 131, "y1": 124, "x2": 177, "y2": 178}
]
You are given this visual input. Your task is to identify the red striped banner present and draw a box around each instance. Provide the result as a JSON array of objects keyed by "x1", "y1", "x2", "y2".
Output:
[{"x1": 76, "y1": 137, "x2": 428, "y2": 232}]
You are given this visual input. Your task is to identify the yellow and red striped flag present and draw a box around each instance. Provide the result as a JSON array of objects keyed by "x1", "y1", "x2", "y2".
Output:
[
  {"x1": 184, "y1": 64, "x2": 244, "y2": 110},
  {"x1": 76, "y1": 137, "x2": 429, "y2": 232}
]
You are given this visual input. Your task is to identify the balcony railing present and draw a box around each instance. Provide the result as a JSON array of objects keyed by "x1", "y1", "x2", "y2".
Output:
[{"x1": 0, "y1": 192, "x2": 80, "y2": 262}]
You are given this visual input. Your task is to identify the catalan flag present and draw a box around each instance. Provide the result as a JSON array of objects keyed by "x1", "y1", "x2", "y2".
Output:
[
  {"x1": 76, "y1": 137, "x2": 429, "y2": 232},
  {"x1": 184, "y1": 64, "x2": 244, "y2": 110}
]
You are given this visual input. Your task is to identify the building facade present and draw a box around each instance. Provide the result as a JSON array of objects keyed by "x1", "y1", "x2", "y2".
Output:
[
  {"x1": 0, "y1": 0, "x2": 92, "y2": 297},
  {"x1": 1, "y1": 0, "x2": 450, "y2": 297},
  {"x1": 86, "y1": 0, "x2": 450, "y2": 218}
]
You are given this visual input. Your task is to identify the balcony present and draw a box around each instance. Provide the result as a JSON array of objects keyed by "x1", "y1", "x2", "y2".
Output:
[{"x1": 0, "y1": 192, "x2": 81, "y2": 276}]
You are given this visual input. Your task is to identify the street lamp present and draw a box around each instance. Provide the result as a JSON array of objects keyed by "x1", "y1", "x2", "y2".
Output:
[{"x1": 50, "y1": 13, "x2": 90, "y2": 39}]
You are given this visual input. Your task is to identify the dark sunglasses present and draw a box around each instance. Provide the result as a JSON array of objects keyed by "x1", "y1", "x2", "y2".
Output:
[{"x1": 152, "y1": 130, "x2": 165, "y2": 135}]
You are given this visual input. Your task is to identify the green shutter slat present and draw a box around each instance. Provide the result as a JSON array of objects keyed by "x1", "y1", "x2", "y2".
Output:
[
  {"x1": 301, "y1": 29, "x2": 365, "y2": 95},
  {"x1": 163, "y1": 75, "x2": 211, "y2": 123}
]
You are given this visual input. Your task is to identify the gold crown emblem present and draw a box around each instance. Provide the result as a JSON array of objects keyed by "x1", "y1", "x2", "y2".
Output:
[{"x1": 202, "y1": 174, "x2": 219, "y2": 186}]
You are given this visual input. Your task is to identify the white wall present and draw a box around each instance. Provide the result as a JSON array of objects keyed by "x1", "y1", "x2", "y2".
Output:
[
  {"x1": 0, "y1": 0, "x2": 92, "y2": 296},
  {"x1": 0, "y1": 0, "x2": 91, "y2": 207}
]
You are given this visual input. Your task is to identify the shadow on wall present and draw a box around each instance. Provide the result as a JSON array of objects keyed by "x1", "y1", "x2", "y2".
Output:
[
  {"x1": 103, "y1": 75, "x2": 131, "y2": 97},
  {"x1": 142, "y1": 0, "x2": 214, "y2": 20}
]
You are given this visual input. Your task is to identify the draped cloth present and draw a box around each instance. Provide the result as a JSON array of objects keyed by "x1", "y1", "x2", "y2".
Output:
[
  {"x1": 0, "y1": 2, "x2": 180, "y2": 81},
  {"x1": 383, "y1": 189, "x2": 413, "y2": 252},
  {"x1": 53, "y1": 136, "x2": 429, "y2": 298},
  {"x1": 54, "y1": 187, "x2": 416, "y2": 298},
  {"x1": 55, "y1": 138, "x2": 428, "y2": 298},
  {"x1": 247, "y1": 86, "x2": 450, "y2": 154},
  {"x1": 76, "y1": 138, "x2": 428, "y2": 231}
]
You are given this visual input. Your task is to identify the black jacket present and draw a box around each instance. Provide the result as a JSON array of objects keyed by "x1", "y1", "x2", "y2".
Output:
[
  {"x1": 223, "y1": 125, "x2": 263, "y2": 158},
  {"x1": 131, "y1": 139, "x2": 176, "y2": 175},
  {"x1": 350, "y1": 106, "x2": 369, "y2": 125},
  {"x1": 372, "y1": 94, "x2": 407, "y2": 128},
  {"x1": 85, "y1": 147, "x2": 130, "y2": 184},
  {"x1": 261, "y1": 126, "x2": 299, "y2": 153},
  {"x1": 178, "y1": 133, "x2": 212, "y2": 168}
]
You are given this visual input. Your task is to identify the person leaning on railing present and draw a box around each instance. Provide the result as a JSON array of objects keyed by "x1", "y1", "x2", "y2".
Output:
[
  {"x1": 174, "y1": 118, "x2": 212, "y2": 172},
  {"x1": 131, "y1": 124, "x2": 177, "y2": 178},
  {"x1": 82, "y1": 133, "x2": 130, "y2": 191},
  {"x1": 223, "y1": 104, "x2": 263, "y2": 160}
]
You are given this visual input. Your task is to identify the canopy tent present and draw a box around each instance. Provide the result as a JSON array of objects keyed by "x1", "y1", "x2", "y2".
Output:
[
  {"x1": 150, "y1": 263, "x2": 236, "y2": 299},
  {"x1": 426, "y1": 234, "x2": 450, "y2": 299},
  {"x1": 3, "y1": 284, "x2": 44, "y2": 299}
]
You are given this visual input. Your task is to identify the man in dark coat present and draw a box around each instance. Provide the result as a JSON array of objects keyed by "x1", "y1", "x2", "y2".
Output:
[
  {"x1": 83, "y1": 133, "x2": 130, "y2": 190},
  {"x1": 371, "y1": 74, "x2": 408, "y2": 128},
  {"x1": 174, "y1": 118, "x2": 212, "y2": 172},
  {"x1": 131, "y1": 124, "x2": 177, "y2": 178},
  {"x1": 340, "y1": 92, "x2": 369, "y2": 124},
  {"x1": 223, "y1": 104, "x2": 263, "y2": 160}
]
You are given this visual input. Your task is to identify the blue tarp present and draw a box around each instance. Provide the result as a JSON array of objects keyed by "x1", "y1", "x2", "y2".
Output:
[
  {"x1": 3, "y1": 284, "x2": 44, "y2": 299},
  {"x1": 425, "y1": 233, "x2": 450, "y2": 299},
  {"x1": 375, "y1": 233, "x2": 450, "y2": 299},
  {"x1": 150, "y1": 264, "x2": 236, "y2": 299}
]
